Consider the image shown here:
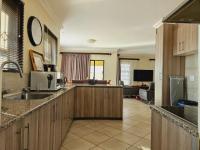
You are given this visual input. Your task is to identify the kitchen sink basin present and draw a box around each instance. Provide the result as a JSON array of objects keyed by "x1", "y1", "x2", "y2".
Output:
[{"x1": 4, "y1": 93, "x2": 53, "y2": 100}]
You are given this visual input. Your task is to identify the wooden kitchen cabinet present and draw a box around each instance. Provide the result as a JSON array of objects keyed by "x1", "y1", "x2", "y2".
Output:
[
  {"x1": 151, "y1": 110, "x2": 198, "y2": 150},
  {"x1": 23, "y1": 94, "x2": 70, "y2": 150},
  {"x1": 0, "y1": 119, "x2": 24, "y2": 150},
  {"x1": 173, "y1": 24, "x2": 198, "y2": 56},
  {"x1": 61, "y1": 89, "x2": 74, "y2": 140},
  {"x1": 155, "y1": 24, "x2": 185, "y2": 106},
  {"x1": 52, "y1": 96, "x2": 63, "y2": 150},
  {"x1": 0, "y1": 90, "x2": 74, "y2": 150},
  {"x1": 74, "y1": 86, "x2": 123, "y2": 119},
  {"x1": 23, "y1": 110, "x2": 40, "y2": 150},
  {"x1": 75, "y1": 87, "x2": 95, "y2": 118},
  {"x1": 38, "y1": 102, "x2": 52, "y2": 150}
]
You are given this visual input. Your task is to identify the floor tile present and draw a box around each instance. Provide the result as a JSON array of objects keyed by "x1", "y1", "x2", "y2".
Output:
[
  {"x1": 125, "y1": 126, "x2": 150, "y2": 138},
  {"x1": 129, "y1": 139, "x2": 150, "y2": 150},
  {"x1": 69, "y1": 126, "x2": 95, "y2": 137},
  {"x1": 113, "y1": 132, "x2": 141, "y2": 145},
  {"x1": 83, "y1": 131, "x2": 110, "y2": 145},
  {"x1": 98, "y1": 127, "x2": 121, "y2": 137},
  {"x1": 89, "y1": 147, "x2": 104, "y2": 150},
  {"x1": 99, "y1": 138, "x2": 130, "y2": 150},
  {"x1": 60, "y1": 99, "x2": 152, "y2": 150},
  {"x1": 63, "y1": 138, "x2": 95, "y2": 150}
]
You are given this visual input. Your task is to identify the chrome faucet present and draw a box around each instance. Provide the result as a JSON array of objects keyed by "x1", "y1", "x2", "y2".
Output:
[
  {"x1": 1, "y1": 61, "x2": 23, "y2": 78},
  {"x1": 0, "y1": 61, "x2": 23, "y2": 112}
]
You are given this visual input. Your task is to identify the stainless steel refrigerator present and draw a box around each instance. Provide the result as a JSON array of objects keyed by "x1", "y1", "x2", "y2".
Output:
[{"x1": 170, "y1": 76, "x2": 185, "y2": 106}]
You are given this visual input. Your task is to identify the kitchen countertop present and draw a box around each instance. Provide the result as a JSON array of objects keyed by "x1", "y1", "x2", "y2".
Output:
[
  {"x1": 150, "y1": 105, "x2": 198, "y2": 137},
  {"x1": 0, "y1": 85, "x2": 75, "y2": 129},
  {"x1": 0, "y1": 84, "x2": 122, "y2": 129}
]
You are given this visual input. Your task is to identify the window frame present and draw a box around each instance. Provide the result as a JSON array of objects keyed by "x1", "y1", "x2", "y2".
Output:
[
  {"x1": 90, "y1": 60, "x2": 104, "y2": 80},
  {"x1": 0, "y1": 0, "x2": 24, "y2": 72}
]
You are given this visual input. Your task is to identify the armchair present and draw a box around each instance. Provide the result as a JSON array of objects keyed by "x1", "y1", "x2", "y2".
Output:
[{"x1": 139, "y1": 82, "x2": 154, "y2": 103}]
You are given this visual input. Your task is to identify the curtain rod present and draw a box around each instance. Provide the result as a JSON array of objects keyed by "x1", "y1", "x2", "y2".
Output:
[
  {"x1": 60, "y1": 52, "x2": 112, "y2": 55},
  {"x1": 119, "y1": 58, "x2": 140, "y2": 61}
]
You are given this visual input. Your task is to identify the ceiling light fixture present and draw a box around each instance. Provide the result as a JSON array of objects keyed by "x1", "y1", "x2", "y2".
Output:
[{"x1": 88, "y1": 39, "x2": 96, "y2": 44}]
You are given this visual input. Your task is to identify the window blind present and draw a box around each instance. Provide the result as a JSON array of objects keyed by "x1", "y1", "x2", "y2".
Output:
[
  {"x1": 44, "y1": 26, "x2": 57, "y2": 65},
  {"x1": 0, "y1": 0, "x2": 24, "y2": 71}
]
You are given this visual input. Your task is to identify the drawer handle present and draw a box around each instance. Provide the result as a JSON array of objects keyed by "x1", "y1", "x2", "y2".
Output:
[{"x1": 24, "y1": 124, "x2": 29, "y2": 150}]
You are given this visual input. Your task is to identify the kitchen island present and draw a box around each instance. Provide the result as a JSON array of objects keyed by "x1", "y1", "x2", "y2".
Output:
[
  {"x1": 150, "y1": 105, "x2": 199, "y2": 150},
  {"x1": 0, "y1": 84, "x2": 123, "y2": 150}
]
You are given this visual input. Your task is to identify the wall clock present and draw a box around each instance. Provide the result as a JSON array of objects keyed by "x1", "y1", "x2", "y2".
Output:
[{"x1": 27, "y1": 16, "x2": 43, "y2": 46}]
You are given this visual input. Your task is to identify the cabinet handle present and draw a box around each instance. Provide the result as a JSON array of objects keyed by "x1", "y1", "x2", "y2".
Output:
[
  {"x1": 179, "y1": 42, "x2": 181, "y2": 51},
  {"x1": 16, "y1": 128, "x2": 23, "y2": 149},
  {"x1": 24, "y1": 124, "x2": 29, "y2": 150},
  {"x1": 53, "y1": 104, "x2": 56, "y2": 122},
  {"x1": 182, "y1": 41, "x2": 184, "y2": 51}
]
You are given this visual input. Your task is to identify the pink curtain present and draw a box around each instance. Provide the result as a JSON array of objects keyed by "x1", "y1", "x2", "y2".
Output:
[{"x1": 61, "y1": 54, "x2": 90, "y2": 81}]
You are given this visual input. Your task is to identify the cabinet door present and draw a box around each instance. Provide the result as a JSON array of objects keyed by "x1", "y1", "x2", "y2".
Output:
[
  {"x1": 69, "y1": 89, "x2": 74, "y2": 120},
  {"x1": 174, "y1": 24, "x2": 198, "y2": 56},
  {"x1": 52, "y1": 96, "x2": 62, "y2": 150},
  {"x1": 23, "y1": 111, "x2": 39, "y2": 150},
  {"x1": 151, "y1": 110, "x2": 162, "y2": 150},
  {"x1": 173, "y1": 24, "x2": 179, "y2": 55},
  {"x1": 94, "y1": 87, "x2": 105, "y2": 117},
  {"x1": 0, "y1": 119, "x2": 23, "y2": 150},
  {"x1": 186, "y1": 24, "x2": 198, "y2": 53},
  {"x1": 38, "y1": 103, "x2": 52, "y2": 150},
  {"x1": 75, "y1": 87, "x2": 94, "y2": 118}
]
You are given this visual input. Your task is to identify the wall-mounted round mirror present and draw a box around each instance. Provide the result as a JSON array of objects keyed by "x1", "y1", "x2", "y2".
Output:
[{"x1": 27, "y1": 16, "x2": 42, "y2": 46}]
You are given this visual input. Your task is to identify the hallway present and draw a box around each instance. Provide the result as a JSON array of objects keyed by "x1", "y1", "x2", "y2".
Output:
[{"x1": 60, "y1": 99, "x2": 151, "y2": 150}]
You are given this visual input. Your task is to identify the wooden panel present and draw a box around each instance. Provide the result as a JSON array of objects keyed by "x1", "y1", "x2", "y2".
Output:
[
  {"x1": 151, "y1": 110, "x2": 162, "y2": 150},
  {"x1": 74, "y1": 87, "x2": 95, "y2": 118},
  {"x1": 155, "y1": 26, "x2": 164, "y2": 106},
  {"x1": 173, "y1": 24, "x2": 198, "y2": 56},
  {"x1": 0, "y1": 120, "x2": 24, "y2": 150},
  {"x1": 151, "y1": 110, "x2": 199, "y2": 150},
  {"x1": 74, "y1": 87, "x2": 123, "y2": 119},
  {"x1": 155, "y1": 24, "x2": 185, "y2": 106},
  {"x1": 53, "y1": 96, "x2": 63, "y2": 150},
  {"x1": 94, "y1": 88, "x2": 104, "y2": 117},
  {"x1": 38, "y1": 103, "x2": 51, "y2": 150},
  {"x1": 61, "y1": 89, "x2": 74, "y2": 141},
  {"x1": 24, "y1": 111, "x2": 39, "y2": 150}
]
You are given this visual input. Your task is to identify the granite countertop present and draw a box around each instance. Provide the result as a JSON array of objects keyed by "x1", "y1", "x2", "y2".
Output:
[
  {"x1": 72, "y1": 84, "x2": 122, "y2": 88},
  {"x1": 150, "y1": 105, "x2": 198, "y2": 137},
  {"x1": 0, "y1": 84, "x2": 121, "y2": 129},
  {"x1": 0, "y1": 85, "x2": 75, "y2": 129}
]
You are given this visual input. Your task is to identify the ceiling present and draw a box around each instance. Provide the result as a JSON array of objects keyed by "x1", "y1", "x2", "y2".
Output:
[{"x1": 48, "y1": 0, "x2": 183, "y2": 54}]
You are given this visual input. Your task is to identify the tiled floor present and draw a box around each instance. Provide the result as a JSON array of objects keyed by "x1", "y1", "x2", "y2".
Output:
[{"x1": 60, "y1": 99, "x2": 151, "y2": 150}]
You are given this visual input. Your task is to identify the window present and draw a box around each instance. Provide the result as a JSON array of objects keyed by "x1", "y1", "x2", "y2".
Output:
[
  {"x1": 0, "y1": 0, "x2": 24, "y2": 71},
  {"x1": 44, "y1": 25, "x2": 57, "y2": 65},
  {"x1": 90, "y1": 60, "x2": 104, "y2": 80},
  {"x1": 120, "y1": 63, "x2": 131, "y2": 85}
]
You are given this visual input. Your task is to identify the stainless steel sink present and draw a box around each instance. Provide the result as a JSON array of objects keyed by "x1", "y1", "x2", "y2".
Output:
[{"x1": 4, "y1": 93, "x2": 53, "y2": 100}]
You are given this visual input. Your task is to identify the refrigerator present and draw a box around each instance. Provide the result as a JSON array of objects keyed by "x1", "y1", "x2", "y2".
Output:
[{"x1": 170, "y1": 76, "x2": 185, "y2": 106}]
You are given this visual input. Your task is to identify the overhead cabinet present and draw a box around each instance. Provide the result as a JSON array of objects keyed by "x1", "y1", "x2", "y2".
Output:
[{"x1": 173, "y1": 24, "x2": 198, "y2": 56}]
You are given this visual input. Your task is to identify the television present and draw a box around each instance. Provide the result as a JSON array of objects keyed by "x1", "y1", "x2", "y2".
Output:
[{"x1": 134, "y1": 70, "x2": 153, "y2": 82}]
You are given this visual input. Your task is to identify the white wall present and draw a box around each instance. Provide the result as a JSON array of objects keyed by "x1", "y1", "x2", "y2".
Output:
[
  {"x1": 185, "y1": 54, "x2": 198, "y2": 102},
  {"x1": 90, "y1": 52, "x2": 118, "y2": 85}
]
